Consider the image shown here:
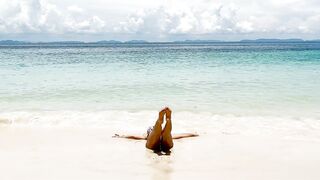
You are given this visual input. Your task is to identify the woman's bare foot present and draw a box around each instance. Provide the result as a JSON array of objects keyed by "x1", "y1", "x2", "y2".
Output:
[
  {"x1": 158, "y1": 108, "x2": 167, "y2": 124},
  {"x1": 165, "y1": 107, "x2": 171, "y2": 121}
]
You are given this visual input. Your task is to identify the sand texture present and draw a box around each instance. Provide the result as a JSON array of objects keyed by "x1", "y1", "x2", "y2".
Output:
[{"x1": 1, "y1": 126, "x2": 320, "y2": 180}]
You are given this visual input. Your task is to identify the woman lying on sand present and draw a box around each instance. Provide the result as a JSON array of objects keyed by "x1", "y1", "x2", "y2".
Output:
[{"x1": 113, "y1": 107, "x2": 198, "y2": 152}]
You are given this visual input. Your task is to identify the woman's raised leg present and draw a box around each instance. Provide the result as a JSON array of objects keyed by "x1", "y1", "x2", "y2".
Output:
[
  {"x1": 161, "y1": 108, "x2": 174, "y2": 150},
  {"x1": 146, "y1": 108, "x2": 166, "y2": 150}
]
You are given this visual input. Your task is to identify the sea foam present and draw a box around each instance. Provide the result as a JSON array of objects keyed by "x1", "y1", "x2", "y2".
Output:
[{"x1": 1, "y1": 110, "x2": 320, "y2": 142}]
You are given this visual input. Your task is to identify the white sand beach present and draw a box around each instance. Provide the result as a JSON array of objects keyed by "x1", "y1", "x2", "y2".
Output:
[{"x1": 1, "y1": 123, "x2": 320, "y2": 180}]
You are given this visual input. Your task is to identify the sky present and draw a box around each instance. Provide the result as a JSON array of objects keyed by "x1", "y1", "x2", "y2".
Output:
[{"x1": 0, "y1": 0, "x2": 320, "y2": 41}]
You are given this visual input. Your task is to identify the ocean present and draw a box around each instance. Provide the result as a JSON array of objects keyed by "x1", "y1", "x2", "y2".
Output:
[{"x1": 0, "y1": 42, "x2": 320, "y2": 128}]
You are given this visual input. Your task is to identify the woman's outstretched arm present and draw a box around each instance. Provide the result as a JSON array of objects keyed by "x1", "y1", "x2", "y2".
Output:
[
  {"x1": 112, "y1": 134, "x2": 147, "y2": 140},
  {"x1": 112, "y1": 133, "x2": 198, "y2": 140},
  {"x1": 112, "y1": 133, "x2": 199, "y2": 140},
  {"x1": 172, "y1": 133, "x2": 199, "y2": 139}
]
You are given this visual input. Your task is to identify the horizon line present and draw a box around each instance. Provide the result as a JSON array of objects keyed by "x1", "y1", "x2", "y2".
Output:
[{"x1": 1, "y1": 38, "x2": 320, "y2": 44}]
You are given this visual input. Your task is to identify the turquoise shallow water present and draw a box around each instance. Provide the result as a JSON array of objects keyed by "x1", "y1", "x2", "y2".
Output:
[{"x1": 0, "y1": 42, "x2": 320, "y2": 118}]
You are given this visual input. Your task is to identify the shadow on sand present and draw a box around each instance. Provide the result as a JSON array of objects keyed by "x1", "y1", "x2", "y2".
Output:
[{"x1": 153, "y1": 149, "x2": 172, "y2": 156}]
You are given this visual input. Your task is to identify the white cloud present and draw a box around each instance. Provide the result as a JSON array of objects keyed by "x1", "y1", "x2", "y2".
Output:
[
  {"x1": 0, "y1": 0, "x2": 107, "y2": 34},
  {"x1": 115, "y1": 5, "x2": 240, "y2": 35},
  {"x1": 116, "y1": 0, "x2": 320, "y2": 37},
  {"x1": 67, "y1": 5, "x2": 83, "y2": 13},
  {"x1": 0, "y1": 0, "x2": 320, "y2": 40}
]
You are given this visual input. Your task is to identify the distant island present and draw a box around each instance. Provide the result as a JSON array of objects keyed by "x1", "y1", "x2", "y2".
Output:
[
  {"x1": 174, "y1": 40, "x2": 223, "y2": 43},
  {"x1": 240, "y1": 39, "x2": 306, "y2": 43},
  {"x1": 1, "y1": 39, "x2": 320, "y2": 45}
]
